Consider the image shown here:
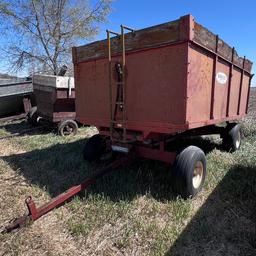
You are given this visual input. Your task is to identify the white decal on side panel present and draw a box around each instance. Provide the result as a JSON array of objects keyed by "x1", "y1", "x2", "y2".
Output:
[{"x1": 216, "y1": 72, "x2": 228, "y2": 85}]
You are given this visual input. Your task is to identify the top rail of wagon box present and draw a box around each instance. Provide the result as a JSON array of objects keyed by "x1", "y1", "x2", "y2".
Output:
[{"x1": 72, "y1": 14, "x2": 253, "y2": 75}]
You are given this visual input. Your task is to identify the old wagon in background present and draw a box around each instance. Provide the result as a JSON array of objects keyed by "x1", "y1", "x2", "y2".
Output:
[
  {"x1": 0, "y1": 79, "x2": 34, "y2": 122},
  {"x1": 31, "y1": 74, "x2": 78, "y2": 136}
]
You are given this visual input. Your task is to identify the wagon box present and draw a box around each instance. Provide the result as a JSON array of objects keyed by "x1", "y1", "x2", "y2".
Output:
[
  {"x1": 72, "y1": 13, "x2": 253, "y2": 197},
  {"x1": 73, "y1": 14, "x2": 253, "y2": 138}
]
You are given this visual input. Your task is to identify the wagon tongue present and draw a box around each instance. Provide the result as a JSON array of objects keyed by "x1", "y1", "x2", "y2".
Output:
[
  {"x1": 1, "y1": 154, "x2": 135, "y2": 233},
  {"x1": 1, "y1": 215, "x2": 31, "y2": 233}
]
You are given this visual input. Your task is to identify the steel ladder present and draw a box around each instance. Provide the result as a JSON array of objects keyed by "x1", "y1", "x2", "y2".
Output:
[{"x1": 106, "y1": 25, "x2": 134, "y2": 142}]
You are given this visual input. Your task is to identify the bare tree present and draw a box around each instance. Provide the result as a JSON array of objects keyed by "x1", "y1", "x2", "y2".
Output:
[{"x1": 0, "y1": 0, "x2": 113, "y2": 75}]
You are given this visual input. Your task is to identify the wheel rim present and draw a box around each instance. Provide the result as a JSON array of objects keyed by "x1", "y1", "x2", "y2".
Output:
[
  {"x1": 62, "y1": 124, "x2": 74, "y2": 136},
  {"x1": 235, "y1": 131, "x2": 241, "y2": 149},
  {"x1": 193, "y1": 161, "x2": 204, "y2": 189}
]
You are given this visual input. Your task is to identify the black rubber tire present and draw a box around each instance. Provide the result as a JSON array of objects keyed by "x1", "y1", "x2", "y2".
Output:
[
  {"x1": 27, "y1": 106, "x2": 38, "y2": 126},
  {"x1": 83, "y1": 134, "x2": 106, "y2": 162},
  {"x1": 172, "y1": 146, "x2": 207, "y2": 199},
  {"x1": 58, "y1": 120, "x2": 78, "y2": 136},
  {"x1": 222, "y1": 124, "x2": 241, "y2": 152}
]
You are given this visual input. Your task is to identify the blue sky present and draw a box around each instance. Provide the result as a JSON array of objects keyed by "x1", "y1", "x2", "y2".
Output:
[
  {"x1": 96, "y1": 0, "x2": 256, "y2": 86},
  {"x1": 1, "y1": 0, "x2": 255, "y2": 86}
]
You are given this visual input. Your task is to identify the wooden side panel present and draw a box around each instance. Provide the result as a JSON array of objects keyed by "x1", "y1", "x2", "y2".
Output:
[
  {"x1": 34, "y1": 89, "x2": 55, "y2": 116},
  {"x1": 75, "y1": 19, "x2": 180, "y2": 63},
  {"x1": 74, "y1": 15, "x2": 252, "y2": 72},
  {"x1": 194, "y1": 22, "x2": 253, "y2": 72}
]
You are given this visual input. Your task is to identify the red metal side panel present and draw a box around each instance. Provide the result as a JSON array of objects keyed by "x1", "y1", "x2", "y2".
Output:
[
  {"x1": 212, "y1": 59, "x2": 230, "y2": 119},
  {"x1": 187, "y1": 43, "x2": 251, "y2": 128},
  {"x1": 228, "y1": 67, "x2": 241, "y2": 117},
  {"x1": 75, "y1": 59, "x2": 109, "y2": 123},
  {"x1": 75, "y1": 43, "x2": 188, "y2": 133},
  {"x1": 186, "y1": 44, "x2": 213, "y2": 123},
  {"x1": 239, "y1": 74, "x2": 250, "y2": 114},
  {"x1": 126, "y1": 44, "x2": 187, "y2": 125}
]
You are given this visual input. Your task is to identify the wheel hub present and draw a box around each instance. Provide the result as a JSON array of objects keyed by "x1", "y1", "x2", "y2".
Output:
[
  {"x1": 63, "y1": 124, "x2": 74, "y2": 135},
  {"x1": 235, "y1": 132, "x2": 241, "y2": 149},
  {"x1": 193, "y1": 161, "x2": 204, "y2": 189}
]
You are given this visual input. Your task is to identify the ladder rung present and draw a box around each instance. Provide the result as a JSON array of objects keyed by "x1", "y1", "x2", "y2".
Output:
[
  {"x1": 116, "y1": 82, "x2": 124, "y2": 85},
  {"x1": 116, "y1": 102, "x2": 124, "y2": 105}
]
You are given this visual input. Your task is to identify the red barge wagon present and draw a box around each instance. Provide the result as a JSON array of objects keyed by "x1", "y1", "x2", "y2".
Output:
[
  {"x1": 73, "y1": 14, "x2": 253, "y2": 197},
  {"x1": 2, "y1": 14, "x2": 254, "y2": 233}
]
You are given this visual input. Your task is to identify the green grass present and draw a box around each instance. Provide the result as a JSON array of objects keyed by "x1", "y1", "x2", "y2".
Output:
[{"x1": 0, "y1": 119, "x2": 256, "y2": 255}]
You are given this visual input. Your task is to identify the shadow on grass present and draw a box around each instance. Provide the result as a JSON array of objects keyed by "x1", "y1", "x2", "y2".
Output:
[
  {"x1": 3, "y1": 136, "x2": 221, "y2": 202},
  {"x1": 166, "y1": 164, "x2": 256, "y2": 256},
  {"x1": 0, "y1": 120, "x2": 52, "y2": 136},
  {"x1": 0, "y1": 119, "x2": 86, "y2": 138},
  {"x1": 0, "y1": 120, "x2": 30, "y2": 134}
]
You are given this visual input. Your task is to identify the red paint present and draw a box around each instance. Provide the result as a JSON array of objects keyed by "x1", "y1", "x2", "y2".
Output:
[
  {"x1": 134, "y1": 145, "x2": 176, "y2": 164},
  {"x1": 74, "y1": 15, "x2": 252, "y2": 140}
]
